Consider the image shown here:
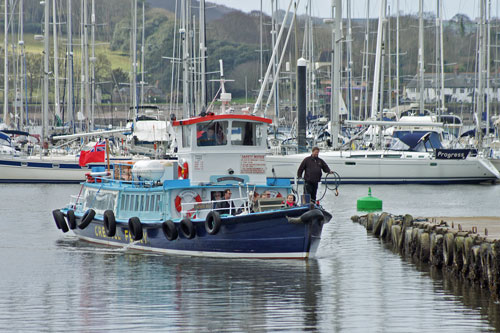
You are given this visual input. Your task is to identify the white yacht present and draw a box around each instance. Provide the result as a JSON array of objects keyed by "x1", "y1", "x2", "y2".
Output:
[{"x1": 266, "y1": 116, "x2": 500, "y2": 184}]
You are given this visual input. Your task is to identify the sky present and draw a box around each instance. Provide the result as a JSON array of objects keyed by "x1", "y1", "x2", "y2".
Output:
[{"x1": 207, "y1": 0, "x2": 489, "y2": 20}]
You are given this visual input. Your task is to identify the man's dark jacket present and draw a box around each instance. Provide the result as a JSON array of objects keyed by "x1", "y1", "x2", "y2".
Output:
[{"x1": 297, "y1": 155, "x2": 331, "y2": 183}]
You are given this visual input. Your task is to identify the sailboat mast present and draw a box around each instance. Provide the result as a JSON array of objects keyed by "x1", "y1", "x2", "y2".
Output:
[
  {"x1": 83, "y1": 0, "x2": 90, "y2": 129},
  {"x1": 181, "y1": 0, "x2": 189, "y2": 117},
  {"x1": 259, "y1": 0, "x2": 263, "y2": 86},
  {"x1": 396, "y1": 0, "x2": 399, "y2": 116},
  {"x1": 347, "y1": 0, "x2": 352, "y2": 120},
  {"x1": 331, "y1": 0, "x2": 341, "y2": 149},
  {"x1": 53, "y1": 0, "x2": 60, "y2": 124},
  {"x1": 370, "y1": 0, "x2": 386, "y2": 119},
  {"x1": 487, "y1": 0, "x2": 491, "y2": 137},
  {"x1": 361, "y1": 0, "x2": 370, "y2": 120},
  {"x1": 67, "y1": 0, "x2": 74, "y2": 133},
  {"x1": 199, "y1": 0, "x2": 206, "y2": 110},
  {"x1": 3, "y1": 0, "x2": 8, "y2": 124},
  {"x1": 19, "y1": 0, "x2": 25, "y2": 128},
  {"x1": 418, "y1": 0, "x2": 424, "y2": 116},
  {"x1": 439, "y1": 0, "x2": 445, "y2": 115},
  {"x1": 477, "y1": 0, "x2": 485, "y2": 143},
  {"x1": 140, "y1": 0, "x2": 145, "y2": 105},
  {"x1": 132, "y1": 0, "x2": 138, "y2": 124},
  {"x1": 43, "y1": 0, "x2": 49, "y2": 146},
  {"x1": 90, "y1": 0, "x2": 95, "y2": 128}
]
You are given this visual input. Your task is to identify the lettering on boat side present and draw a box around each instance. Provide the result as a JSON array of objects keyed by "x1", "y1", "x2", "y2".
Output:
[
  {"x1": 435, "y1": 149, "x2": 470, "y2": 160},
  {"x1": 123, "y1": 229, "x2": 149, "y2": 244},
  {"x1": 240, "y1": 154, "x2": 266, "y2": 174},
  {"x1": 216, "y1": 176, "x2": 245, "y2": 183},
  {"x1": 93, "y1": 226, "x2": 149, "y2": 244},
  {"x1": 95, "y1": 225, "x2": 122, "y2": 240}
]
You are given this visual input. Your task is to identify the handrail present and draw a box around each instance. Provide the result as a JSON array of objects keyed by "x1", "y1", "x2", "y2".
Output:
[{"x1": 180, "y1": 197, "x2": 250, "y2": 217}]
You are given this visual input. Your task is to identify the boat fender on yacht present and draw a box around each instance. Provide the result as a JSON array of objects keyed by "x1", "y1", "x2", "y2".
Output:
[
  {"x1": 66, "y1": 210, "x2": 76, "y2": 229},
  {"x1": 205, "y1": 211, "x2": 222, "y2": 235},
  {"x1": 52, "y1": 209, "x2": 68, "y2": 232},
  {"x1": 79, "y1": 209, "x2": 96, "y2": 229},
  {"x1": 103, "y1": 210, "x2": 116, "y2": 237},
  {"x1": 128, "y1": 217, "x2": 143, "y2": 241},
  {"x1": 180, "y1": 218, "x2": 196, "y2": 239},
  {"x1": 175, "y1": 191, "x2": 202, "y2": 218},
  {"x1": 162, "y1": 220, "x2": 178, "y2": 241},
  {"x1": 287, "y1": 209, "x2": 324, "y2": 225}
]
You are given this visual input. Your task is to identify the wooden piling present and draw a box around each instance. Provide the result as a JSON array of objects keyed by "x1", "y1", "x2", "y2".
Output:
[{"x1": 351, "y1": 213, "x2": 500, "y2": 300}]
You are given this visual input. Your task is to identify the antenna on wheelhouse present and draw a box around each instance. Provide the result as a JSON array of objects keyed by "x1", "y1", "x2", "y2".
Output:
[{"x1": 207, "y1": 59, "x2": 233, "y2": 115}]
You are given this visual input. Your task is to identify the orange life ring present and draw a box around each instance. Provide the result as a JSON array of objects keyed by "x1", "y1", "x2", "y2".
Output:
[{"x1": 175, "y1": 191, "x2": 202, "y2": 218}]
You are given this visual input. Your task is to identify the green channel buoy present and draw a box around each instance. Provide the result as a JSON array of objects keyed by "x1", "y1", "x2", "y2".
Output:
[{"x1": 357, "y1": 187, "x2": 382, "y2": 212}]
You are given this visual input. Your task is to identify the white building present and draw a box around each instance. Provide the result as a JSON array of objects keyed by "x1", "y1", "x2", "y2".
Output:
[{"x1": 405, "y1": 73, "x2": 500, "y2": 104}]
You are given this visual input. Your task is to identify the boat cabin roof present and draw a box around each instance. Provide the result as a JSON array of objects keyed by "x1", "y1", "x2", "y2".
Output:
[{"x1": 172, "y1": 113, "x2": 272, "y2": 127}]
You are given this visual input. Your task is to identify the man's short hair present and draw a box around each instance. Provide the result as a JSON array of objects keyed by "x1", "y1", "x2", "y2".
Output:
[{"x1": 312, "y1": 146, "x2": 320, "y2": 152}]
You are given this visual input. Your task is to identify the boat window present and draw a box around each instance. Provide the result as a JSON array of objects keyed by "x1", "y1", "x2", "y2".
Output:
[
  {"x1": 155, "y1": 195, "x2": 161, "y2": 211},
  {"x1": 139, "y1": 195, "x2": 145, "y2": 211},
  {"x1": 182, "y1": 126, "x2": 191, "y2": 148},
  {"x1": 197, "y1": 121, "x2": 228, "y2": 146},
  {"x1": 83, "y1": 189, "x2": 117, "y2": 214},
  {"x1": 231, "y1": 121, "x2": 262, "y2": 146}
]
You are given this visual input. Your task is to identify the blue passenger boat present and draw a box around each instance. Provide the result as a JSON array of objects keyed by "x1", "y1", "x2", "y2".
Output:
[{"x1": 52, "y1": 113, "x2": 332, "y2": 259}]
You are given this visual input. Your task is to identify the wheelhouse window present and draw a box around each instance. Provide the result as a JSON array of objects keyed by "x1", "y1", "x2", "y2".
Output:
[
  {"x1": 231, "y1": 121, "x2": 262, "y2": 146},
  {"x1": 197, "y1": 121, "x2": 228, "y2": 147}
]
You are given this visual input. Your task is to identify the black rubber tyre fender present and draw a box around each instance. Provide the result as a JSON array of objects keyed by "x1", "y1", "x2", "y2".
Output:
[
  {"x1": 53, "y1": 209, "x2": 68, "y2": 233},
  {"x1": 180, "y1": 218, "x2": 196, "y2": 239},
  {"x1": 205, "y1": 211, "x2": 222, "y2": 235},
  {"x1": 103, "y1": 210, "x2": 116, "y2": 237},
  {"x1": 66, "y1": 210, "x2": 76, "y2": 229},
  {"x1": 162, "y1": 220, "x2": 178, "y2": 241},
  {"x1": 300, "y1": 209, "x2": 324, "y2": 224},
  {"x1": 128, "y1": 217, "x2": 143, "y2": 241},
  {"x1": 78, "y1": 209, "x2": 96, "y2": 229}
]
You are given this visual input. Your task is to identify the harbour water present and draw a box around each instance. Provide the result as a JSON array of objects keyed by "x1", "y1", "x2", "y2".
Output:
[{"x1": 1, "y1": 183, "x2": 500, "y2": 332}]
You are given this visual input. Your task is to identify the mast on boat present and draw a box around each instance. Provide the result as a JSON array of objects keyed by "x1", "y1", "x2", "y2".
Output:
[
  {"x1": 418, "y1": 0, "x2": 424, "y2": 116},
  {"x1": 53, "y1": 0, "x2": 61, "y2": 125},
  {"x1": 140, "y1": 0, "x2": 145, "y2": 105},
  {"x1": 370, "y1": 0, "x2": 386, "y2": 120},
  {"x1": 3, "y1": 0, "x2": 8, "y2": 125},
  {"x1": 330, "y1": 0, "x2": 341, "y2": 149},
  {"x1": 43, "y1": 0, "x2": 50, "y2": 148},
  {"x1": 90, "y1": 0, "x2": 96, "y2": 129},
  {"x1": 132, "y1": 0, "x2": 138, "y2": 126},
  {"x1": 67, "y1": 0, "x2": 75, "y2": 133}
]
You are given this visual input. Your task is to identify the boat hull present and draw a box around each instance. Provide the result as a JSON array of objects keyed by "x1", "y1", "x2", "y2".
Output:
[
  {"x1": 0, "y1": 157, "x2": 89, "y2": 183},
  {"x1": 266, "y1": 151, "x2": 500, "y2": 184},
  {"x1": 65, "y1": 207, "x2": 327, "y2": 259}
]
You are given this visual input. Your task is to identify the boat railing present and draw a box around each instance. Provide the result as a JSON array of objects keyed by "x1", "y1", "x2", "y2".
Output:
[
  {"x1": 68, "y1": 195, "x2": 84, "y2": 211},
  {"x1": 180, "y1": 196, "x2": 291, "y2": 217},
  {"x1": 180, "y1": 197, "x2": 251, "y2": 217}
]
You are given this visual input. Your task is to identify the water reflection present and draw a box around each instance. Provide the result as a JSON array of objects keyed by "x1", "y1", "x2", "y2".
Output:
[
  {"x1": 66, "y1": 250, "x2": 322, "y2": 331},
  {"x1": 2, "y1": 184, "x2": 500, "y2": 331}
]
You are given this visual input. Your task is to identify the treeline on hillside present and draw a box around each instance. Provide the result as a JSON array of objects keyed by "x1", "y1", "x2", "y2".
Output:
[{"x1": 0, "y1": 1, "x2": 488, "y2": 101}]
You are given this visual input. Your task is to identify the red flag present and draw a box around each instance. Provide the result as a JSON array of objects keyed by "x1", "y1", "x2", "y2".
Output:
[{"x1": 79, "y1": 141, "x2": 106, "y2": 166}]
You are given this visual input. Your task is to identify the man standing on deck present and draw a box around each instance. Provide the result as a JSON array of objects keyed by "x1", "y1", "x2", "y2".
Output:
[{"x1": 297, "y1": 147, "x2": 333, "y2": 203}]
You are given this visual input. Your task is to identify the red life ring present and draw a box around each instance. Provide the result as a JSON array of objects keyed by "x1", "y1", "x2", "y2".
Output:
[
  {"x1": 175, "y1": 190, "x2": 202, "y2": 218},
  {"x1": 177, "y1": 162, "x2": 189, "y2": 179}
]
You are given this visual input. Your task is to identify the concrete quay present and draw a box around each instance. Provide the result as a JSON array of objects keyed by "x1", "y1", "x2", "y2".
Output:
[{"x1": 351, "y1": 213, "x2": 500, "y2": 300}]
